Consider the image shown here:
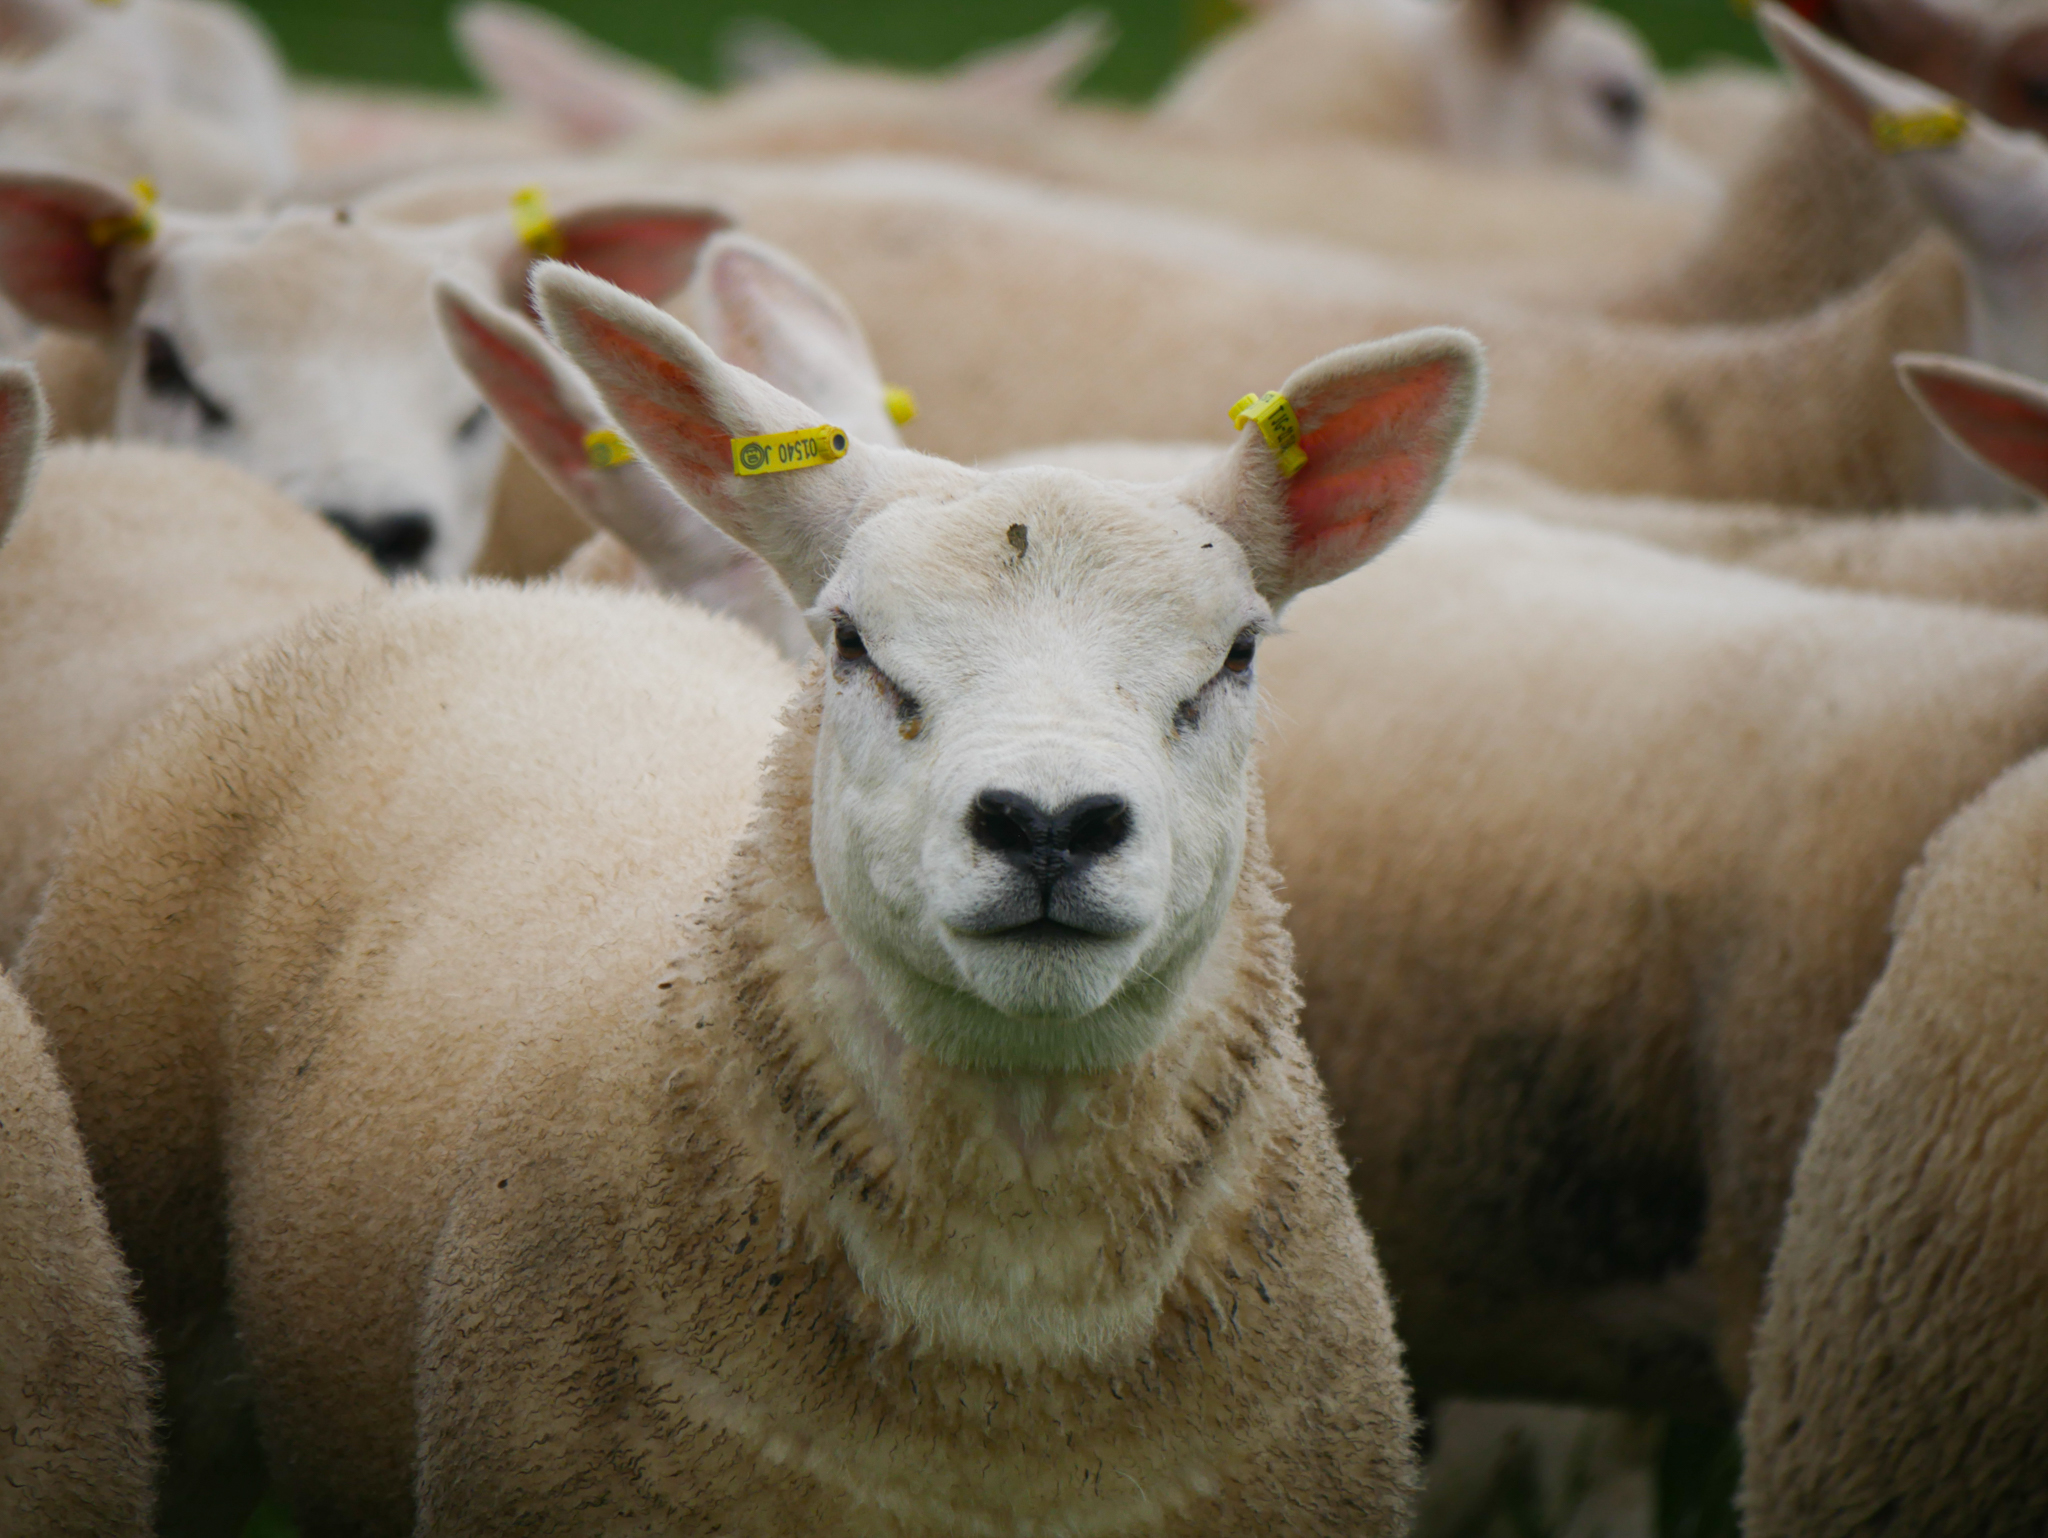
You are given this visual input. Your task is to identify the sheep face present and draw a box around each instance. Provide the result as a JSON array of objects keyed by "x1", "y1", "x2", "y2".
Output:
[
  {"x1": 112, "y1": 212, "x2": 503, "y2": 578},
  {"x1": 0, "y1": 177, "x2": 729, "y2": 578},
  {"x1": 536, "y1": 264, "x2": 1484, "y2": 1080},
  {"x1": 807, "y1": 469, "x2": 1270, "y2": 1076}
]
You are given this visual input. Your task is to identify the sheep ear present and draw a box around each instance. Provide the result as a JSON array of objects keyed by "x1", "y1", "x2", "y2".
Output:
[
  {"x1": 1898, "y1": 353, "x2": 2048, "y2": 502},
  {"x1": 950, "y1": 11, "x2": 1116, "y2": 101},
  {"x1": 718, "y1": 14, "x2": 832, "y2": 85},
  {"x1": 493, "y1": 196, "x2": 731, "y2": 316},
  {"x1": 0, "y1": 362, "x2": 46, "y2": 545},
  {"x1": 1187, "y1": 328, "x2": 1484, "y2": 609},
  {"x1": 434, "y1": 276, "x2": 757, "y2": 596},
  {"x1": 0, "y1": 173, "x2": 155, "y2": 334},
  {"x1": 1821, "y1": 0, "x2": 1982, "y2": 105},
  {"x1": 685, "y1": 232, "x2": 902, "y2": 446},
  {"x1": 536, "y1": 263, "x2": 905, "y2": 606},
  {"x1": 0, "y1": 0, "x2": 84, "y2": 55},
  {"x1": 1988, "y1": 22, "x2": 2048, "y2": 138},
  {"x1": 1760, "y1": 4, "x2": 2048, "y2": 283},
  {"x1": 453, "y1": 0, "x2": 695, "y2": 147}
]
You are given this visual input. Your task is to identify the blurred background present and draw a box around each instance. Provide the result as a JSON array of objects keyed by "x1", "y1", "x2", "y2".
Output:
[{"x1": 242, "y1": 0, "x2": 1774, "y2": 98}]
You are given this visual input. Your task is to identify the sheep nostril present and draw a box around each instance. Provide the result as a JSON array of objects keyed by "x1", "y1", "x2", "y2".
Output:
[
  {"x1": 1058, "y1": 795, "x2": 1131, "y2": 860},
  {"x1": 969, "y1": 789, "x2": 1050, "y2": 859}
]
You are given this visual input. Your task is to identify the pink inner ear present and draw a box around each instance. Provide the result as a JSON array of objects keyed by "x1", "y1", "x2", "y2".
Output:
[
  {"x1": 1286, "y1": 357, "x2": 1457, "y2": 552},
  {"x1": 0, "y1": 185, "x2": 123, "y2": 332},
  {"x1": 1916, "y1": 370, "x2": 2048, "y2": 498},
  {"x1": 557, "y1": 211, "x2": 729, "y2": 305},
  {"x1": 444, "y1": 305, "x2": 587, "y2": 479},
  {"x1": 567, "y1": 304, "x2": 731, "y2": 484}
]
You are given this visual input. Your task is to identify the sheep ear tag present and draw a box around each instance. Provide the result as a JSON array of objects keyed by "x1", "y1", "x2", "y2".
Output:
[
  {"x1": 1871, "y1": 103, "x2": 1969, "y2": 155},
  {"x1": 1230, "y1": 390, "x2": 1307, "y2": 476},
  {"x1": 731, "y1": 424, "x2": 847, "y2": 476}
]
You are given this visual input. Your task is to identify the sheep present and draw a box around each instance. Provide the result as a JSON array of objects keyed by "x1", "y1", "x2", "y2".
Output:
[
  {"x1": 1739, "y1": 745, "x2": 2048, "y2": 1537},
  {"x1": 451, "y1": 2, "x2": 1712, "y2": 294},
  {"x1": 436, "y1": 228, "x2": 897, "y2": 617},
  {"x1": 0, "y1": 172, "x2": 729, "y2": 575},
  {"x1": 0, "y1": 412, "x2": 380, "y2": 968},
  {"x1": 16, "y1": 273, "x2": 1485, "y2": 1536},
  {"x1": 349, "y1": 67, "x2": 1990, "y2": 516},
  {"x1": 0, "y1": 967, "x2": 157, "y2": 1538},
  {"x1": 1154, "y1": 0, "x2": 1713, "y2": 194},
  {"x1": 0, "y1": 0, "x2": 294, "y2": 215}
]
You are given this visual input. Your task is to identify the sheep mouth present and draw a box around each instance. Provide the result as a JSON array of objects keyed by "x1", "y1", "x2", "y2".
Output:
[{"x1": 964, "y1": 917, "x2": 1112, "y2": 944}]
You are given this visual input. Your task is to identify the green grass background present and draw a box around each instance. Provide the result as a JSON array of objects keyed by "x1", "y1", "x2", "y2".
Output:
[
  {"x1": 234, "y1": 4, "x2": 1760, "y2": 1535},
  {"x1": 249, "y1": 0, "x2": 1775, "y2": 98}
]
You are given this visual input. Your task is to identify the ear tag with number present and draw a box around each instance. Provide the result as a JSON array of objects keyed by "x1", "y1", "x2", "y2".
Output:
[
  {"x1": 1229, "y1": 390, "x2": 1307, "y2": 476},
  {"x1": 731, "y1": 425, "x2": 848, "y2": 476}
]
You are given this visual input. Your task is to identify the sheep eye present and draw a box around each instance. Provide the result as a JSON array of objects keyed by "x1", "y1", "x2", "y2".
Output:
[
  {"x1": 1224, "y1": 630, "x2": 1257, "y2": 675},
  {"x1": 833, "y1": 619, "x2": 867, "y2": 662},
  {"x1": 142, "y1": 328, "x2": 231, "y2": 430},
  {"x1": 1597, "y1": 81, "x2": 1644, "y2": 132},
  {"x1": 455, "y1": 403, "x2": 490, "y2": 442}
]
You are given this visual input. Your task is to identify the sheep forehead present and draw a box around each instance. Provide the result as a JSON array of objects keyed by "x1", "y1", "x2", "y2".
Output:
[
  {"x1": 833, "y1": 467, "x2": 1257, "y2": 689},
  {"x1": 152, "y1": 213, "x2": 482, "y2": 357},
  {"x1": 1540, "y1": 6, "x2": 1655, "y2": 85}
]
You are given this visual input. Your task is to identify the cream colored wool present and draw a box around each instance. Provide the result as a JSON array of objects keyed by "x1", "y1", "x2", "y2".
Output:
[
  {"x1": 364, "y1": 157, "x2": 1966, "y2": 508},
  {"x1": 0, "y1": 968, "x2": 156, "y2": 1538},
  {"x1": 454, "y1": 8, "x2": 1708, "y2": 295},
  {"x1": 0, "y1": 442, "x2": 379, "y2": 964},
  {"x1": 22, "y1": 580, "x2": 1416, "y2": 1537},
  {"x1": 1739, "y1": 748, "x2": 2048, "y2": 1536},
  {"x1": 1249, "y1": 505, "x2": 2048, "y2": 1409}
]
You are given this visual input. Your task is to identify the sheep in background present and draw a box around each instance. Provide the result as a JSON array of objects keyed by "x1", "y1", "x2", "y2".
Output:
[
  {"x1": 1156, "y1": 0, "x2": 1713, "y2": 194},
  {"x1": 451, "y1": 1, "x2": 1713, "y2": 295},
  {"x1": 0, "y1": 0, "x2": 293, "y2": 214},
  {"x1": 0, "y1": 967, "x2": 157, "y2": 1538},
  {"x1": 0, "y1": 174, "x2": 728, "y2": 574},
  {"x1": 18, "y1": 274, "x2": 1485, "y2": 1534}
]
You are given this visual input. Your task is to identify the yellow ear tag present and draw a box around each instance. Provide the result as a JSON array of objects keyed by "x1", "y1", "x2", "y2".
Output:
[
  {"x1": 732, "y1": 425, "x2": 848, "y2": 476},
  {"x1": 510, "y1": 185, "x2": 565, "y2": 260},
  {"x1": 583, "y1": 429, "x2": 636, "y2": 468},
  {"x1": 1871, "y1": 103, "x2": 1968, "y2": 154},
  {"x1": 1229, "y1": 390, "x2": 1307, "y2": 476},
  {"x1": 884, "y1": 385, "x2": 918, "y2": 426},
  {"x1": 87, "y1": 179, "x2": 157, "y2": 249}
]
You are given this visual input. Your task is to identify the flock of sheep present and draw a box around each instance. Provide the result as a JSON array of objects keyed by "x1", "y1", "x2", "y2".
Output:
[{"x1": 3, "y1": 0, "x2": 2047, "y2": 1533}]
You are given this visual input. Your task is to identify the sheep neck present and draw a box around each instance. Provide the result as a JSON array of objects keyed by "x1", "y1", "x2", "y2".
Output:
[{"x1": 659, "y1": 672, "x2": 1304, "y2": 1371}]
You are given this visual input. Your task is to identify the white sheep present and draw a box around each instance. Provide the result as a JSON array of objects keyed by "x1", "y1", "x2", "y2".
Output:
[
  {"x1": 1740, "y1": 742, "x2": 2048, "y2": 1536},
  {"x1": 0, "y1": 0, "x2": 294, "y2": 214},
  {"x1": 0, "y1": 967, "x2": 156, "y2": 1538},
  {"x1": 0, "y1": 173, "x2": 729, "y2": 575},
  {"x1": 1156, "y1": 0, "x2": 1713, "y2": 194},
  {"x1": 450, "y1": 1, "x2": 1713, "y2": 295},
  {"x1": 17, "y1": 273, "x2": 1487, "y2": 1536}
]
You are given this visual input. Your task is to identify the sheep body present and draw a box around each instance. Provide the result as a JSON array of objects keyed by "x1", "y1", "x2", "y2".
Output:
[
  {"x1": 1740, "y1": 747, "x2": 2048, "y2": 1536},
  {"x1": 0, "y1": 443, "x2": 377, "y2": 964},
  {"x1": 0, "y1": 968, "x2": 156, "y2": 1538}
]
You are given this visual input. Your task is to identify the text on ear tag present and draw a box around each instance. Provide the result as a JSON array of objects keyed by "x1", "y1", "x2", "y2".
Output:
[
  {"x1": 732, "y1": 425, "x2": 849, "y2": 476},
  {"x1": 1871, "y1": 103, "x2": 1967, "y2": 154},
  {"x1": 1229, "y1": 390, "x2": 1307, "y2": 476},
  {"x1": 88, "y1": 179, "x2": 157, "y2": 248},
  {"x1": 884, "y1": 385, "x2": 918, "y2": 426},
  {"x1": 511, "y1": 185, "x2": 566, "y2": 260},
  {"x1": 583, "y1": 429, "x2": 636, "y2": 468}
]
